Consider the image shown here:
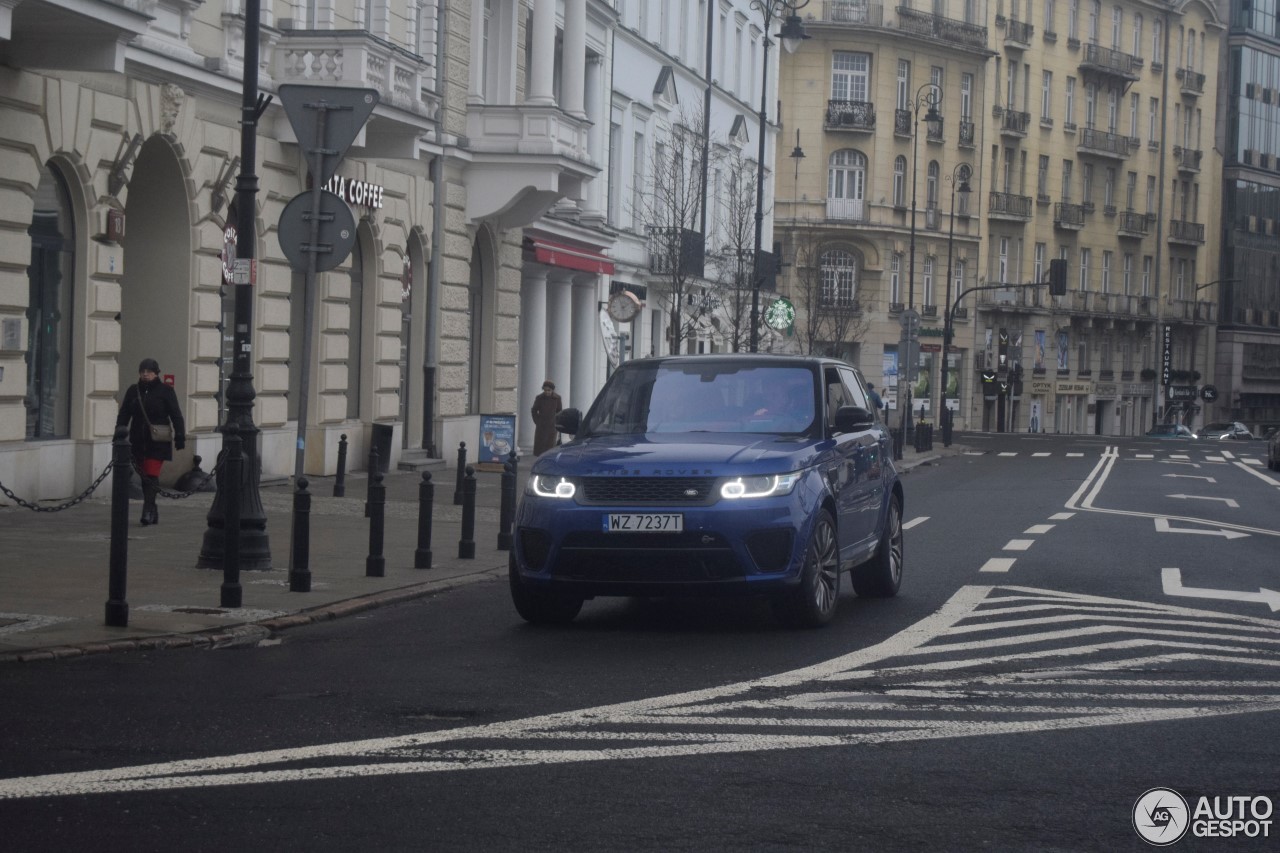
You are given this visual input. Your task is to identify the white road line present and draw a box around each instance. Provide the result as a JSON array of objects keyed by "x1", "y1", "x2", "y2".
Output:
[
  {"x1": 1206, "y1": 456, "x2": 1225, "y2": 462},
  {"x1": 1135, "y1": 454, "x2": 1154, "y2": 459},
  {"x1": 1163, "y1": 474, "x2": 1216, "y2": 482},
  {"x1": 979, "y1": 558, "x2": 1017, "y2": 573},
  {"x1": 1024, "y1": 525, "x2": 1055, "y2": 534},
  {"x1": 902, "y1": 516, "x2": 930, "y2": 530},
  {"x1": 1032, "y1": 452, "x2": 1051, "y2": 457},
  {"x1": 998, "y1": 452, "x2": 1018, "y2": 457},
  {"x1": 1162, "y1": 568, "x2": 1280, "y2": 611},
  {"x1": 1170, "y1": 454, "x2": 1190, "y2": 460},
  {"x1": 1066, "y1": 453, "x2": 1084, "y2": 457},
  {"x1": 1153, "y1": 517, "x2": 1250, "y2": 539},
  {"x1": 1243, "y1": 458, "x2": 1263, "y2": 467},
  {"x1": 1233, "y1": 461, "x2": 1280, "y2": 487},
  {"x1": 1004, "y1": 540, "x2": 1036, "y2": 551},
  {"x1": 1222, "y1": 451, "x2": 1236, "y2": 460},
  {"x1": 1049, "y1": 512, "x2": 1076, "y2": 520},
  {"x1": 964, "y1": 451, "x2": 986, "y2": 456}
]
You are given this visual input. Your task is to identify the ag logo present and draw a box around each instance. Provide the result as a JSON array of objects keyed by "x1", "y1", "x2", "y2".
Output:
[{"x1": 1133, "y1": 787, "x2": 1189, "y2": 846}]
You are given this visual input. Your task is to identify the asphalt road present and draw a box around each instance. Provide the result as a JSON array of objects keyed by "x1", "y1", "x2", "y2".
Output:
[{"x1": 2, "y1": 433, "x2": 1278, "y2": 852}]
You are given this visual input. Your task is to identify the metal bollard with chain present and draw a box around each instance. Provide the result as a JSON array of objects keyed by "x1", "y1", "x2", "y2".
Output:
[{"x1": 414, "y1": 471, "x2": 434, "y2": 570}]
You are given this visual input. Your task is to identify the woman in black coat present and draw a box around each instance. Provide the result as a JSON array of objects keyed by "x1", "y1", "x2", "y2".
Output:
[{"x1": 115, "y1": 358, "x2": 186, "y2": 525}]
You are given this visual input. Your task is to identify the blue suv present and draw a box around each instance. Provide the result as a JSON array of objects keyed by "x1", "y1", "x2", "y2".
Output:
[{"x1": 509, "y1": 355, "x2": 905, "y2": 627}]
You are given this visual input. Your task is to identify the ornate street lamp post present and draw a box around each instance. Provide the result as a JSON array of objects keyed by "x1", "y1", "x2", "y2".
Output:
[
  {"x1": 940, "y1": 163, "x2": 971, "y2": 446},
  {"x1": 898, "y1": 83, "x2": 943, "y2": 447},
  {"x1": 748, "y1": 0, "x2": 809, "y2": 353}
]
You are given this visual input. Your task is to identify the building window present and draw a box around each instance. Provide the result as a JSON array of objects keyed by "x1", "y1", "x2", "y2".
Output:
[
  {"x1": 1122, "y1": 253, "x2": 1133, "y2": 294},
  {"x1": 1132, "y1": 14, "x2": 1142, "y2": 58},
  {"x1": 1037, "y1": 155, "x2": 1049, "y2": 196},
  {"x1": 998, "y1": 237, "x2": 1010, "y2": 284},
  {"x1": 953, "y1": 258, "x2": 965, "y2": 297},
  {"x1": 961, "y1": 73, "x2": 973, "y2": 120},
  {"x1": 1104, "y1": 168, "x2": 1115, "y2": 208},
  {"x1": 820, "y1": 249, "x2": 858, "y2": 306},
  {"x1": 1129, "y1": 93, "x2": 1139, "y2": 137},
  {"x1": 828, "y1": 149, "x2": 867, "y2": 219},
  {"x1": 1088, "y1": 0, "x2": 1099, "y2": 42},
  {"x1": 1153, "y1": 19, "x2": 1162, "y2": 64},
  {"x1": 897, "y1": 59, "x2": 910, "y2": 110},
  {"x1": 1062, "y1": 160, "x2": 1073, "y2": 200},
  {"x1": 1068, "y1": 0, "x2": 1079, "y2": 40},
  {"x1": 893, "y1": 156, "x2": 906, "y2": 207},
  {"x1": 890, "y1": 252, "x2": 902, "y2": 303},
  {"x1": 832, "y1": 51, "x2": 870, "y2": 102},
  {"x1": 1101, "y1": 251, "x2": 1112, "y2": 293},
  {"x1": 632, "y1": 130, "x2": 646, "y2": 229},
  {"x1": 1041, "y1": 71, "x2": 1053, "y2": 120},
  {"x1": 1034, "y1": 242, "x2": 1046, "y2": 283},
  {"x1": 26, "y1": 161, "x2": 76, "y2": 440},
  {"x1": 1148, "y1": 98, "x2": 1158, "y2": 142},
  {"x1": 923, "y1": 256, "x2": 935, "y2": 306},
  {"x1": 1065, "y1": 77, "x2": 1076, "y2": 125},
  {"x1": 1078, "y1": 247, "x2": 1091, "y2": 291},
  {"x1": 1142, "y1": 255, "x2": 1152, "y2": 296},
  {"x1": 1111, "y1": 6, "x2": 1122, "y2": 49}
]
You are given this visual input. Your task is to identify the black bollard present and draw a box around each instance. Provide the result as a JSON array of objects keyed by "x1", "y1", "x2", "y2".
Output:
[
  {"x1": 507, "y1": 448, "x2": 519, "y2": 484},
  {"x1": 334, "y1": 433, "x2": 348, "y2": 497},
  {"x1": 289, "y1": 477, "x2": 312, "y2": 592},
  {"x1": 497, "y1": 460, "x2": 515, "y2": 551},
  {"x1": 366, "y1": 460, "x2": 386, "y2": 577},
  {"x1": 105, "y1": 427, "x2": 132, "y2": 627},
  {"x1": 365, "y1": 445, "x2": 377, "y2": 518},
  {"x1": 220, "y1": 425, "x2": 243, "y2": 609},
  {"x1": 458, "y1": 465, "x2": 476, "y2": 559},
  {"x1": 453, "y1": 441, "x2": 467, "y2": 505},
  {"x1": 414, "y1": 471, "x2": 434, "y2": 569}
]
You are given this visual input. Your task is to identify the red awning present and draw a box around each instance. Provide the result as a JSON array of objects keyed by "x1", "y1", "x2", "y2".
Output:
[{"x1": 530, "y1": 238, "x2": 615, "y2": 274}]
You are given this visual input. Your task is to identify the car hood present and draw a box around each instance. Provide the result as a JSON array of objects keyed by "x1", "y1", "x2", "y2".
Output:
[{"x1": 532, "y1": 432, "x2": 824, "y2": 476}]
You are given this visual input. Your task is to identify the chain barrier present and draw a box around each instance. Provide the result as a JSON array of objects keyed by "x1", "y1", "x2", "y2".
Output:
[
  {"x1": 132, "y1": 457, "x2": 224, "y2": 500},
  {"x1": 0, "y1": 460, "x2": 116, "y2": 513}
]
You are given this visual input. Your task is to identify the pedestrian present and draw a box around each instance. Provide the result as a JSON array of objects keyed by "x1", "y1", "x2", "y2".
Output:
[
  {"x1": 531, "y1": 379, "x2": 562, "y2": 456},
  {"x1": 115, "y1": 358, "x2": 186, "y2": 526},
  {"x1": 866, "y1": 382, "x2": 885, "y2": 412}
]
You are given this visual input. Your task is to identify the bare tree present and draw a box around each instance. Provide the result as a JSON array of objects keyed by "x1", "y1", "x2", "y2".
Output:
[
  {"x1": 634, "y1": 111, "x2": 718, "y2": 354},
  {"x1": 787, "y1": 225, "x2": 870, "y2": 359},
  {"x1": 707, "y1": 148, "x2": 758, "y2": 352}
]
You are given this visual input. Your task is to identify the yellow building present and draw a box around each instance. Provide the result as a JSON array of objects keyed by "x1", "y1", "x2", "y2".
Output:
[{"x1": 776, "y1": 0, "x2": 1223, "y2": 435}]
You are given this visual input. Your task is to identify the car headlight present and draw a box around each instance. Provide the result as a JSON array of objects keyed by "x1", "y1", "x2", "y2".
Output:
[
  {"x1": 528, "y1": 475, "x2": 577, "y2": 499},
  {"x1": 720, "y1": 472, "x2": 802, "y2": 499}
]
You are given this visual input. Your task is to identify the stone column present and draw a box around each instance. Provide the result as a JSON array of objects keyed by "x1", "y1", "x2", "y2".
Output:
[
  {"x1": 546, "y1": 273, "x2": 574, "y2": 406},
  {"x1": 570, "y1": 276, "x2": 598, "y2": 410},
  {"x1": 518, "y1": 269, "x2": 549, "y2": 452},
  {"x1": 468, "y1": 0, "x2": 485, "y2": 103},
  {"x1": 561, "y1": 0, "x2": 587, "y2": 117},
  {"x1": 528, "y1": 0, "x2": 557, "y2": 105}
]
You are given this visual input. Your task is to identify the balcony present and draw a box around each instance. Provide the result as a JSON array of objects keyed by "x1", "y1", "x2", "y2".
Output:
[
  {"x1": 1117, "y1": 211, "x2": 1148, "y2": 238},
  {"x1": 1176, "y1": 67, "x2": 1206, "y2": 97},
  {"x1": 895, "y1": 7, "x2": 989, "y2": 51},
  {"x1": 1079, "y1": 42, "x2": 1141, "y2": 82},
  {"x1": 1054, "y1": 202, "x2": 1085, "y2": 230},
  {"x1": 647, "y1": 227, "x2": 706, "y2": 278},
  {"x1": 1168, "y1": 299, "x2": 1216, "y2": 323},
  {"x1": 958, "y1": 120, "x2": 975, "y2": 147},
  {"x1": 825, "y1": 100, "x2": 876, "y2": 132},
  {"x1": 1078, "y1": 127, "x2": 1130, "y2": 160},
  {"x1": 1000, "y1": 109, "x2": 1031, "y2": 138},
  {"x1": 823, "y1": 0, "x2": 884, "y2": 24},
  {"x1": 924, "y1": 203, "x2": 941, "y2": 230},
  {"x1": 1, "y1": 0, "x2": 151, "y2": 73},
  {"x1": 1173, "y1": 146, "x2": 1202, "y2": 174},
  {"x1": 826, "y1": 197, "x2": 869, "y2": 222},
  {"x1": 1168, "y1": 219, "x2": 1205, "y2": 245},
  {"x1": 1005, "y1": 19, "x2": 1034, "y2": 49},
  {"x1": 988, "y1": 191, "x2": 1033, "y2": 221},
  {"x1": 274, "y1": 29, "x2": 445, "y2": 161},
  {"x1": 464, "y1": 103, "x2": 596, "y2": 226},
  {"x1": 894, "y1": 109, "x2": 912, "y2": 137}
]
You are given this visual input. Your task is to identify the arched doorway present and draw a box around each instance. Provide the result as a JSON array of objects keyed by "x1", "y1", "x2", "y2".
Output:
[{"x1": 121, "y1": 137, "x2": 192, "y2": 414}]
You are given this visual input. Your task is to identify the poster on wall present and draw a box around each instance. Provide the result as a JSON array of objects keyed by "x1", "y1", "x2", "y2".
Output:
[
  {"x1": 477, "y1": 413, "x2": 516, "y2": 471},
  {"x1": 882, "y1": 349, "x2": 899, "y2": 410}
]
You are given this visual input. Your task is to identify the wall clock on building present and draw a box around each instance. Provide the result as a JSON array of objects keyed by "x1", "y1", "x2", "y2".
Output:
[{"x1": 607, "y1": 290, "x2": 641, "y2": 323}]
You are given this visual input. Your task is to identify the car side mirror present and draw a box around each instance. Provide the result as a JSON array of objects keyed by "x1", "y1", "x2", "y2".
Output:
[
  {"x1": 555, "y1": 408, "x2": 581, "y2": 436},
  {"x1": 834, "y1": 405, "x2": 875, "y2": 434}
]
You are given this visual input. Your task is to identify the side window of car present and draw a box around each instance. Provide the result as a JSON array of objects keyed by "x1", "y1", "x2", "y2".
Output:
[
  {"x1": 838, "y1": 367, "x2": 872, "y2": 411},
  {"x1": 824, "y1": 368, "x2": 851, "y2": 430}
]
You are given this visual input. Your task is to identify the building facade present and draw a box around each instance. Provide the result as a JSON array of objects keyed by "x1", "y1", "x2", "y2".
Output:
[
  {"x1": 775, "y1": 0, "x2": 1225, "y2": 437},
  {"x1": 1216, "y1": 0, "x2": 1280, "y2": 433}
]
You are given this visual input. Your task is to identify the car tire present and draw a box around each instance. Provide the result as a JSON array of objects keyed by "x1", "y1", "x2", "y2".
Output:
[
  {"x1": 851, "y1": 493, "x2": 904, "y2": 598},
  {"x1": 509, "y1": 555, "x2": 583, "y2": 625},
  {"x1": 772, "y1": 509, "x2": 840, "y2": 628}
]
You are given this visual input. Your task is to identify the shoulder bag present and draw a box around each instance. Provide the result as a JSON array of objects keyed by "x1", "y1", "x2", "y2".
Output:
[{"x1": 137, "y1": 387, "x2": 174, "y2": 443}]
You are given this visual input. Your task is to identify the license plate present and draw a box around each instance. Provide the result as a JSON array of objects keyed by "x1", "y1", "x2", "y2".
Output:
[{"x1": 603, "y1": 513, "x2": 683, "y2": 532}]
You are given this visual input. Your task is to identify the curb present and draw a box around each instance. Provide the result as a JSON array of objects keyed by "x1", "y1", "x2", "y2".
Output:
[{"x1": 0, "y1": 566, "x2": 505, "y2": 664}]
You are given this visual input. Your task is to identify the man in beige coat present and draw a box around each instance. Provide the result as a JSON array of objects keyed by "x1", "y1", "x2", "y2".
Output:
[{"x1": 531, "y1": 380, "x2": 563, "y2": 455}]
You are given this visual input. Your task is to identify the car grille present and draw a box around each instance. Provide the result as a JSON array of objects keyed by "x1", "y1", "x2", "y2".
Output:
[
  {"x1": 578, "y1": 477, "x2": 719, "y2": 506},
  {"x1": 552, "y1": 530, "x2": 743, "y2": 582}
]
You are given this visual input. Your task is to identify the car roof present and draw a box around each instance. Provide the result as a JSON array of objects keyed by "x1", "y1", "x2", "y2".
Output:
[{"x1": 620, "y1": 353, "x2": 855, "y2": 371}]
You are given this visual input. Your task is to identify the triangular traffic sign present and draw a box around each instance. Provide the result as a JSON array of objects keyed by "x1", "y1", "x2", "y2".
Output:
[{"x1": 277, "y1": 85, "x2": 380, "y2": 184}]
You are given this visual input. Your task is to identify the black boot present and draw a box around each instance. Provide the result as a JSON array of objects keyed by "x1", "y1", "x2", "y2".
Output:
[{"x1": 141, "y1": 477, "x2": 159, "y2": 526}]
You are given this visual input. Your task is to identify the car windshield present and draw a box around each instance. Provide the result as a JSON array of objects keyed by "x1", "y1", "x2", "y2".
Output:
[{"x1": 580, "y1": 362, "x2": 819, "y2": 437}]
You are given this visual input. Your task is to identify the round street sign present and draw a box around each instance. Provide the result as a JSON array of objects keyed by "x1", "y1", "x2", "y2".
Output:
[
  {"x1": 277, "y1": 190, "x2": 357, "y2": 272},
  {"x1": 1201, "y1": 384, "x2": 1218, "y2": 402}
]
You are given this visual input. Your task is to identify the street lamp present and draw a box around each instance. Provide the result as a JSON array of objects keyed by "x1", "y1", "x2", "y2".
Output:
[
  {"x1": 898, "y1": 82, "x2": 943, "y2": 447},
  {"x1": 1185, "y1": 278, "x2": 1239, "y2": 427},
  {"x1": 748, "y1": 0, "x2": 809, "y2": 353},
  {"x1": 939, "y1": 162, "x2": 971, "y2": 446}
]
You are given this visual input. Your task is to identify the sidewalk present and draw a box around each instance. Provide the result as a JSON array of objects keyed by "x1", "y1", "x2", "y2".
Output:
[{"x1": 0, "y1": 444, "x2": 959, "y2": 662}]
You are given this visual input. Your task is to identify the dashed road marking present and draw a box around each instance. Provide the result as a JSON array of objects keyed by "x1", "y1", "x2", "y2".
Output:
[
  {"x1": 1032, "y1": 452, "x2": 1051, "y2": 457},
  {"x1": 1003, "y1": 540, "x2": 1035, "y2": 552},
  {"x1": 903, "y1": 516, "x2": 930, "y2": 530},
  {"x1": 1050, "y1": 512, "x2": 1075, "y2": 520},
  {"x1": 998, "y1": 452, "x2": 1018, "y2": 457},
  {"x1": 1024, "y1": 525, "x2": 1055, "y2": 534},
  {"x1": 1066, "y1": 453, "x2": 1084, "y2": 457},
  {"x1": 979, "y1": 558, "x2": 1017, "y2": 572}
]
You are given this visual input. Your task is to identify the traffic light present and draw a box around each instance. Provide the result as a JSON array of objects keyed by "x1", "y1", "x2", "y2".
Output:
[{"x1": 1048, "y1": 258, "x2": 1067, "y2": 296}]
